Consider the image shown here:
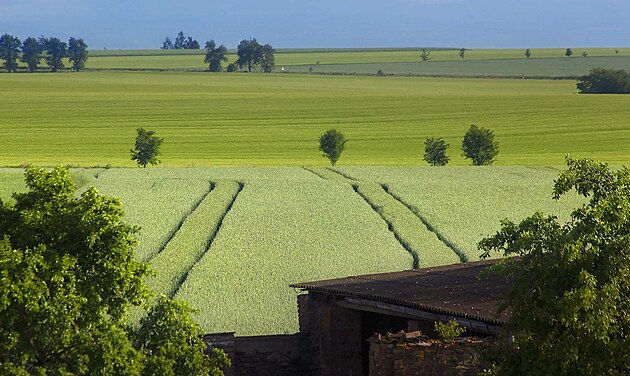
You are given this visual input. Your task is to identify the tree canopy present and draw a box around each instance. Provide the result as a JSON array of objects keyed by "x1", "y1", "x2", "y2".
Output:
[
  {"x1": 462, "y1": 124, "x2": 498, "y2": 165},
  {"x1": 0, "y1": 33, "x2": 21, "y2": 72},
  {"x1": 21, "y1": 37, "x2": 42, "y2": 72},
  {"x1": 0, "y1": 167, "x2": 228, "y2": 374},
  {"x1": 204, "y1": 40, "x2": 228, "y2": 72},
  {"x1": 131, "y1": 128, "x2": 164, "y2": 168},
  {"x1": 162, "y1": 31, "x2": 199, "y2": 50},
  {"x1": 423, "y1": 137, "x2": 450, "y2": 166},
  {"x1": 479, "y1": 157, "x2": 629, "y2": 375},
  {"x1": 319, "y1": 129, "x2": 347, "y2": 166},
  {"x1": 235, "y1": 38, "x2": 275, "y2": 73},
  {"x1": 68, "y1": 37, "x2": 88, "y2": 72},
  {"x1": 576, "y1": 68, "x2": 630, "y2": 94},
  {"x1": 41, "y1": 37, "x2": 68, "y2": 72}
]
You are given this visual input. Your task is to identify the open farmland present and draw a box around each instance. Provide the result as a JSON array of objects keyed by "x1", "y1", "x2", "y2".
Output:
[
  {"x1": 82, "y1": 47, "x2": 630, "y2": 73},
  {"x1": 1, "y1": 72, "x2": 629, "y2": 166},
  {"x1": 0, "y1": 166, "x2": 584, "y2": 335}
]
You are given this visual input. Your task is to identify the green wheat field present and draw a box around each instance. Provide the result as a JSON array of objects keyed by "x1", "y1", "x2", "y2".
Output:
[{"x1": 0, "y1": 48, "x2": 627, "y2": 335}]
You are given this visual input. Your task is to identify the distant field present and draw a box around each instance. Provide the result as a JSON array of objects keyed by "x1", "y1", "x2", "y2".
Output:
[
  {"x1": 1, "y1": 72, "x2": 629, "y2": 166},
  {"x1": 285, "y1": 56, "x2": 630, "y2": 78},
  {"x1": 82, "y1": 48, "x2": 630, "y2": 74},
  {"x1": 0, "y1": 166, "x2": 583, "y2": 335}
]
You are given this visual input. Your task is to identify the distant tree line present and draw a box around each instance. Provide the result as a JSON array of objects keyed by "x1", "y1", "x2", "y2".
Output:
[
  {"x1": 0, "y1": 34, "x2": 88, "y2": 72},
  {"x1": 204, "y1": 38, "x2": 275, "y2": 73},
  {"x1": 161, "y1": 31, "x2": 200, "y2": 50}
]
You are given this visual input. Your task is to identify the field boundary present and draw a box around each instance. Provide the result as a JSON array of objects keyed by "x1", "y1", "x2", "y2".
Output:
[
  {"x1": 171, "y1": 181, "x2": 244, "y2": 298},
  {"x1": 381, "y1": 184, "x2": 468, "y2": 262},
  {"x1": 147, "y1": 181, "x2": 215, "y2": 262}
]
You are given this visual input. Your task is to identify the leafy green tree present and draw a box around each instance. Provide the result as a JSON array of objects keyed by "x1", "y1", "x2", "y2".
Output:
[
  {"x1": 319, "y1": 129, "x2": 347, "y2": 166},
  {"x1": 68, "y1": 37, "x2": 88, "y2": 72},
  {"x1": 134, "y1": 296, "x2": 229, "y2": 376},
  {"x1": 565, "y1": 48, "x2": 573, "y2": 57},
  {"x1": 41, "y1": 37, "x2": 68, "y2": 72},
  {"x1": 423, "y1": 137, "x2": 450, "y2": 166},
  {"x1": 236, "y1": 38, "x2": 261, "y2": 72},
  {"x1": 0, "y1": 33, "x2": 21, "y2": 72},
  {"x1": 185, "y1": 36, "x2": 200, "y2": 50},
  {"x1": 21, "y1": 37, "x2": 41, "y2": 72},
  {"x1": 576, "y1": 68, "x2": 630, "y2": 94},
  {"x1": 174, "y1": 31, "x2": 186, "y2": 49},
  {"x1": 131, "y1": 128, "x2": 164, "y2": 168},
  {"x1": 524, "y1": 48, "x2": 531, "y2": 59},
  {"x1": 458, "y1": 48, "x2": 466, "y2": 60},
  {"x1": 462, "y1": 124, "x2": 498, "y2": 165},
  {"x1": 479, "y1": 157, "x2": 630, "y2": 375},
  {"x1": 204, "y1": 40, "x2": 228, "y2": 72},
  {"x1": 162, "y1": 37, "x2": 173, "y2": 50},
  {"x1": 0, "y1": 167, "x2": 229, "y2": 374},
  {"x1": 259, "y1": 44, "x2": 275, "y2": 73},
  {"x1": 420, "y1": 48, "x2": 431, "y2": 62}
]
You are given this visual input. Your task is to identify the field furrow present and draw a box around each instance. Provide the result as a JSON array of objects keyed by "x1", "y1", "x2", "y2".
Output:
[
  {"x1": 89, "y1": 169, "x2": 211, "y2": 262},
  {"x1": 174, "y1": 179, "x2": 412, "y2": 335},
  {"x1": 337, "y1": 166, "x2": 583, "y2": 261},
  {"x1": 148, "y1": 180, "x2": 242, "y2": 298},
  {"x1": 354, "y1": 182, "x2": 461, "y2": 267}
]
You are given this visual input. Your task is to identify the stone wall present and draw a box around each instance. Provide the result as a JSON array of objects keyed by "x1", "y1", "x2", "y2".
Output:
[
  {"x1": 203, "y1": 332, "x2": 315, "y2": 376},
  {"x1": 368, "y1": 331, "x2": 493, "y2": 376}
]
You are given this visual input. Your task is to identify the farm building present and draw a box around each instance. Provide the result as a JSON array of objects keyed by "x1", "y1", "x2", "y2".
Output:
[{"x1": 207, "y1": 258, "x2": 513, "y2": 376}]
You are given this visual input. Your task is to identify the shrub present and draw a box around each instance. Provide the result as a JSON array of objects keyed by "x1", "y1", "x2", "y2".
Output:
[{"x1": 576, "y1": 68, "x2": 630, "y2": 94}]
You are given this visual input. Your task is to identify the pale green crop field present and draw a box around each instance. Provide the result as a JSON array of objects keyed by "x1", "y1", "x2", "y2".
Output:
[
  {"x1": 2, "y1": 72, "x2": 629, "y2": 167},
  {"x1": 0, "y1": 166, "x2": 583, "y2": 335}
]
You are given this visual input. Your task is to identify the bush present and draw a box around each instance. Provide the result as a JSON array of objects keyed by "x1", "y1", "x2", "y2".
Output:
[{"x1": 576, "y1": 68, "x2": 630, "y2": 94}]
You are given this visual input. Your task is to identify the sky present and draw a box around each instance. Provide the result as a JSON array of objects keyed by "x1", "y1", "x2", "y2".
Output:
[{"x1": 0, "y1": 0, "x2": 628, "y2": 50}]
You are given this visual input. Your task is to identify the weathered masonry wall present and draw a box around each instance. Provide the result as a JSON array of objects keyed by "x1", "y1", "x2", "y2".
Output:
[
  {"x1": 368, "y1": 333, "x2": 493, "y2": 376},
  {"x1": 204, "y1": 333, "x2": 315, "y2": 376}
]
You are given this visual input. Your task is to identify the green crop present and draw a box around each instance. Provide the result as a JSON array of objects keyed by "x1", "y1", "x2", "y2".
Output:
[
  {"x1": 2, "y1": 72, "x2": 629, "y2": 167},
  {"x1": 337, "y1": 166, "x2": 584, "y2": 261},
  {"x1": 148, "y1": 180, "x2": 241, "y2": 298},
  {"x1": 174, "y1": 178, "x2": 412, "y2": 335}
]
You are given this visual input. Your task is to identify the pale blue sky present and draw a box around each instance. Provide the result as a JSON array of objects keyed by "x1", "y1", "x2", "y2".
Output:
[{"x1": 0, "y1": 0, "x2": 628, "y2": 49}]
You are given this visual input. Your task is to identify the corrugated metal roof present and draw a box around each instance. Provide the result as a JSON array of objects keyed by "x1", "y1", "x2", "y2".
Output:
[{"x1": 290, "y1": 259, "x2": 512, "y2": 326}]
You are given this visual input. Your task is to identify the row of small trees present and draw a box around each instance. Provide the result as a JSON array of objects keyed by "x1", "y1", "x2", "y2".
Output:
[
  {"x1": 161, "y1": 31, "x2": 200, "y2": 50},
  {"x1": 204, "y1": 38, "x2": 275, "y2": 73},
  {"x1": 0, "y1": 34, "x2": 88, "y2": 72},
  {"x1": 424, "y1": 125, "x2": 498, "y2": 166}
]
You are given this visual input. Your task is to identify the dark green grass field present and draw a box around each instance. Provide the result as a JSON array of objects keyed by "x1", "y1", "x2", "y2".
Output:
[{"x1": 1, "y1": 71, "x2": 629, "y2": 167}]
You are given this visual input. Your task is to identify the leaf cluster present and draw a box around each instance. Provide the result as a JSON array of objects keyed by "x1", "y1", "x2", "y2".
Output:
[
  {"x1": 235, "y1": 38, "x2": 275, "y2": 73},
  {"x1": 423, "y1": 137, "x2": 450, "y2": 166},
  {"x1": 319, "y1": 129, "x2": 347, "y2": 166},
  {"x1": 479, "y1": 157, "x2": 630, "y2": 375},
  {"x1": 0, "y1": 167, "x2": 228, "y2": 374},
  {"x1": 461, "y1": 124, "x2": 498, "y2": 166},
  {"x1": 576, "y1": 68, "x2": 630, "y2": 94},
  {"x1": 131, "y1": 128, "x2": 164, "y2": 168}
]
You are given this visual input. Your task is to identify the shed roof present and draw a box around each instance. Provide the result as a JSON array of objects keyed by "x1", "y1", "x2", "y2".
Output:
[{"x1": 291, "y1": 259, "x2": 513, "y2": 326}]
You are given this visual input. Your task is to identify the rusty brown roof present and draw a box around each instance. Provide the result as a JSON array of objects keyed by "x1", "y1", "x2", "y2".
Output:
[{"x1": 290, "y1": 259, "x2": 512, "y2": 326}]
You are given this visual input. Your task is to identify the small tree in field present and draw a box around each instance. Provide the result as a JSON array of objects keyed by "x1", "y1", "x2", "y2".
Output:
[
  {"x1": 131, "y1": 128, "x2": 164, "y2": 167},
  {"x1": 319, "y1": 129, "x2": 347, "y2": 166},
  {"x1": 462, "y1": 124, "x2": 498, "y2": 165},
  {"x1": 458, "y1": 48, "x2": 466, "y2": 60},
  {"x1": 423, "y1": 137, "x2": 450, "y2": 166},
  {"x1": 479, "y1": 157, "x2": 629, "y2": 375},
  {"x1": 565, "y1": 48, "x2": 573, "y2": 57},
  {"x1": 524, "y1": 48, "x2": 531, "y2": 59},
  {"x1": 420, "y1": 49, "x2": 431, "y2": 62}
]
